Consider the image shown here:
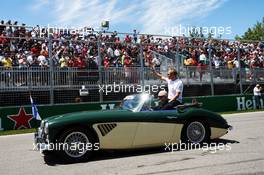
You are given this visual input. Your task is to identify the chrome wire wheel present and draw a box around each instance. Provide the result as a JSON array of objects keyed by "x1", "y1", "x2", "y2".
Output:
[
  {"x1": 186, "y1": 121, "x2": 206, "y2": 143},
  {"x1": 64, "y1": 131, "x2": 89, "y2": 158}
]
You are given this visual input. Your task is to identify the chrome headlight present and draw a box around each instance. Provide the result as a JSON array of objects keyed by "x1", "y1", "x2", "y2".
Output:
[
  {"x1": 40, "y1": 120, "x2": 45, "y2": 128},
  {"x1": 44, "y1": 123, "x2": 49, "y2": 134},
  {"x1": 38, "y1": 127, "x2": 43, "y2": 136}
]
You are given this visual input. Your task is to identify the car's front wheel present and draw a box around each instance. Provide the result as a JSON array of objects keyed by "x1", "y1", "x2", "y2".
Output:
[
  {"x1": 182, "y1": 120, "x2": 210, "y2": 144},
  {"x1": 58, "y1": 128, "x2": 96, "y2": 162}
]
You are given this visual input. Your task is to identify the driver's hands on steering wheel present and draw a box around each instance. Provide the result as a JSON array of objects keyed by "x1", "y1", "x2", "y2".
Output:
[{"x1": 141, "y1": 105, "x2": 153, "y2": 111}]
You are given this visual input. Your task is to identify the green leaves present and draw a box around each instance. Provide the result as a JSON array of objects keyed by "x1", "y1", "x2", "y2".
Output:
[{"x1": 239, "y1": 17, "x2": 264, "y2": 41}]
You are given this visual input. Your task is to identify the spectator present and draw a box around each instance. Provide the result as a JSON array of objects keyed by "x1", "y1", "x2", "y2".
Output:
[
  {"x1": 253, "y1": 84, "x2": 262, "y2": 109},
  {"x1": 2, "y1": 55, "x2": 13, "y2": 69},
  {"x1": 74, "y1": 56, "x2": 86, "y2": 69},
  {"x1": 124, "y1": 35, "x2": 131, "y2": 43},
  {"x1": 0, "y1": 20, "x2": 5, "y2": 34},
  {"x1": 199, "y1": 50, "x2": 207, "y2": 64},
  {"x1": 38, "y1": 54, "x2": 49, "y2": 68},
  {"x1": 103, "y1": 57, "x2": 110, "y2": 68},
  {"x1": 133, "y1": 29, "x2": 138, "y2": 43},
  {"x1": 0, "y1": 20, "x2": 263, "y2": 74},
  {"x1": 59, "y1": 54, "x2": 68, "y2": 68},
  {"x1": 18, "y1": 55, "x2": 28, "y2": 68}
]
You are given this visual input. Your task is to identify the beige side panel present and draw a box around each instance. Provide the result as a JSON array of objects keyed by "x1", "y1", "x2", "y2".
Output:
[
  {"x1": 93, "y1": 122, "x2": 138, "y2": 149},
  {"x1": 210, "y1": 127, "x2": 227, "y2": 139},
  {"x1": 171, "y1": 124, "x2": 184, "y2": 143},
  {"x1": 133, "y1": 123, "x2": 183, "y2": 148}
]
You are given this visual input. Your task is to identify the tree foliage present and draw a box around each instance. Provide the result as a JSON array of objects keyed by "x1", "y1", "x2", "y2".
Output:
[
  {"x1": 189, "y1": 27, "x2": 204, "y2": 38},
  {"x1": 236, "y1": 17, "x2": 264, "y2": 41}
]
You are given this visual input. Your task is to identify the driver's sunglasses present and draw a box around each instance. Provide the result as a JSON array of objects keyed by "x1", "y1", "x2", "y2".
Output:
[{"x1": 158, "y1": 96, "x2": 166, "y2": 98}]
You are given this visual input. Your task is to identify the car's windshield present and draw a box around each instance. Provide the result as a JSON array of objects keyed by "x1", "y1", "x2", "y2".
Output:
[{"x1": 121, "y1": 94, "x2": 152, "y2": 112}]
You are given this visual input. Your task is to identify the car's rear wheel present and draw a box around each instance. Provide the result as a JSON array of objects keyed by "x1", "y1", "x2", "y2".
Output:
[
  {"x1": 182, "y1": 120, "x2": 210, "y2": 144},
  {"x1": 58, "y1": 128, "x2": 96, "y2": 162}
]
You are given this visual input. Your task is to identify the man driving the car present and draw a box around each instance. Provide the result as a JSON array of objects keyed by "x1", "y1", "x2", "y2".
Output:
[
  {"x1": 156, "y1": 90, "x2": 183, "y2": 110},
  {"x1": 155, "y1": 90, "x2": 169, "y2": 110}
]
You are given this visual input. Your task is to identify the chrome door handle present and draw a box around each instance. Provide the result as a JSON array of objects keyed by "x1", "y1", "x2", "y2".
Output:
[{"x1": 167, "y1": 116, "x2": 178, "y2": 119}]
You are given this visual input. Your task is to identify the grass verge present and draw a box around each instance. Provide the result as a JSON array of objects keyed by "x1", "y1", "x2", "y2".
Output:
[{"x1": 0, "y1": 128, "x2": 36, "y2": 136}]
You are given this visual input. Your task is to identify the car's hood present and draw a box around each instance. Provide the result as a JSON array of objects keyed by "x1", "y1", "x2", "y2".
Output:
[{"x1": 45, "y1": 109, "x2": 133, "y2": 125}]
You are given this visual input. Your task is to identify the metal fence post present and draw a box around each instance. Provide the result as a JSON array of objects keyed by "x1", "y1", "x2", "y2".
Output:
[
  {"x1": 208, "y1": 44, "x2": 214, "y2": 96},
  {"x1": 176, "y1": 40, "x2": 180, "y2": 74},
  {"x1": 186, "y1": 67, "x2": 189, "y2": 86},
  {"x1": 28, "y1": 67, "x2": 32, "y2": 91},
  {"x1": 165, "y1": 55, "x2": 168, "y2": 69},
  {"x1": 97, "y1": 32, "x2": 103, "y2": 102},
  {"x1": 48, "y1": 35, "x2": 54, "y2": 105},
  {"x1": 139, "y1": 44, "x2": 145, "y2": 88},
  {"x1": 237, "y1": 47, "x2": 243, "y2": 94}
]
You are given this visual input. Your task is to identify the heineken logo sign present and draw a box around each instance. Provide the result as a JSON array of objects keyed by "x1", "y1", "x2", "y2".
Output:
[{"x1": 236, "y1": 96, "x2": 263, "y2": 110}]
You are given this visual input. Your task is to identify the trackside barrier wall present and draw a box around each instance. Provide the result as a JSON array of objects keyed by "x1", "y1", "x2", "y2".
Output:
[{"x1": 0, "y1": 94, "x2": 263, "y2": 131}]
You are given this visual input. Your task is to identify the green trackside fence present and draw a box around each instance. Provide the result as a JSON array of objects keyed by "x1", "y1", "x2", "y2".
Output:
[{"x1": 0, "y1": 94, "x2": 263, "y2": 131}]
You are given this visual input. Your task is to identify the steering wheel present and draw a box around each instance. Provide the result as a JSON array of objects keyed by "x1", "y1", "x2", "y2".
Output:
[{"x1": 141, "y1": 105, "x2": 153, "y2": 111}]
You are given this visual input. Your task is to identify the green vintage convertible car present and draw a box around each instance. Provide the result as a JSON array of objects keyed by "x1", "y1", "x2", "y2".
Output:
[{"x1": 34, "y1": 93, "x2": 232, "y2": 162}]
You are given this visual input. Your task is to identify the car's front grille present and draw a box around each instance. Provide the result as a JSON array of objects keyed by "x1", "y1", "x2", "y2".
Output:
[
  {"x1": 97, "y1": 123, "x2": 117, "y2": 136},
  {"x1": 38, "y1": 122, "x2": 47, "y2": 142}
]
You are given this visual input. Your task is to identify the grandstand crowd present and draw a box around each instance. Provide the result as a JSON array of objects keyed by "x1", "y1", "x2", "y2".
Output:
[{"x1": 0, "y1": 20, "x2": 264, "y2": 71}]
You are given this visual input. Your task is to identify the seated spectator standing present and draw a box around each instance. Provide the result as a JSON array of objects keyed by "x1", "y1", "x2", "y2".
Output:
[{"x1": 253, "y1": 84, "x2": 262, "y2": 109}]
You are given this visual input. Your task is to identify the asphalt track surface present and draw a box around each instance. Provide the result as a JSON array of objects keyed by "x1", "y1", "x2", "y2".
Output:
[{"x1": 0, "y1": 112, "x2": 264, "y2": 175}]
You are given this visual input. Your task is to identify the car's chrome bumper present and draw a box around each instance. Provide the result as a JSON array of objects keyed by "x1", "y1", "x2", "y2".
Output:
[
  {"x1": 34, "y1": 132, "x2": 52, "y2": 151},
  {"x1": 227, "y1": 125, "x2": 233, "y2": 131}
]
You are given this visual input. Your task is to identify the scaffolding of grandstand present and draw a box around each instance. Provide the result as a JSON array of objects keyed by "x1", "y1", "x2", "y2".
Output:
[{"x1": 0, "y1": 21, "x2": 264, "y2": 106}]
